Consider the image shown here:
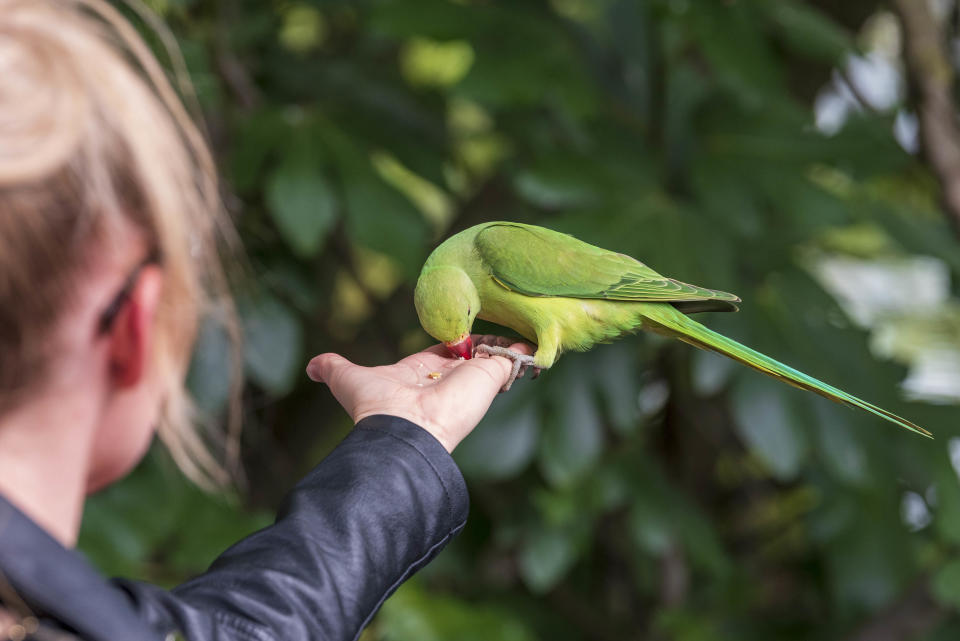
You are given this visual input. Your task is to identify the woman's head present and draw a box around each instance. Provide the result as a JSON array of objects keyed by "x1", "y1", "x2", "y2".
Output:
[{"x1": 0, "y1": 0, "x2": 235, "y2": 489}]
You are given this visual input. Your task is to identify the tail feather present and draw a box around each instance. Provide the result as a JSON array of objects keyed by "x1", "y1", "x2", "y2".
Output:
[{"x1": 642, "y1": 306, "x2": 933, "y2": 439}]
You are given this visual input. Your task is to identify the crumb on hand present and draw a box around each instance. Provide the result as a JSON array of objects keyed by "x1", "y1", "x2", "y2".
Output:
[{"x1": 427, "y1": 371, "x2": 442, "y2": 380}]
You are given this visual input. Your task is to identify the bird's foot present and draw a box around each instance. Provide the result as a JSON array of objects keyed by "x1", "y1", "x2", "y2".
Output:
[{"x1": 474, "y1": 344, "x2": 542, "y2": 392}]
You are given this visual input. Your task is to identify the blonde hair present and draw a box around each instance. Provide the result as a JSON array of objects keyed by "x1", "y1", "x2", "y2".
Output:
[{"x1": 0, "y1": 0, "x2": 240, "y2": 487}]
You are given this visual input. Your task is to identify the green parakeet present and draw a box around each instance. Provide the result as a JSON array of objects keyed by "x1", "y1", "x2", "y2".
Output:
[{"x1": 414, "y1": 221, "x2": 931, "y2": 438}]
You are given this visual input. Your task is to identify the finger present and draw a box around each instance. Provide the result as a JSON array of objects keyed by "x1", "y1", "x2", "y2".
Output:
[
  {"x1": 441, "y1": 358, "x2": 512, "y2": 400},
  {"x1": 420, "y1": 336, "x2": 534, "y2": 357},
  {"x1": 505, "y1": 341, "x2": 534, "y2": 356},
  {"x1": 471, "y1": 336, "x2": 535, "y2": 356},
  {"x1": 444, "y1": 346, "x2": 532, "y2": 392},
  {"x1": 306, "y1": 353, "x2": 355, "y2": 384}
]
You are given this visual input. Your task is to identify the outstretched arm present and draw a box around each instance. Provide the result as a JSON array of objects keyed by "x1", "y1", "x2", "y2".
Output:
[{"x1": 115, "y1": 338, "x2": 530, "y2": 641}]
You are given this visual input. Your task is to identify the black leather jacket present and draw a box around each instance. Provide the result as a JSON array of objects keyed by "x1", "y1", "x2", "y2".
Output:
[{"x1": 0, "y1": 415, "x2": 469, "y2": 641}]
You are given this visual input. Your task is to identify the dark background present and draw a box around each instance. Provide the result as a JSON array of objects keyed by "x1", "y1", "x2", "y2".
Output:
[{"x1": 80, "y1": 1, "x2": 960, "y2": 639}]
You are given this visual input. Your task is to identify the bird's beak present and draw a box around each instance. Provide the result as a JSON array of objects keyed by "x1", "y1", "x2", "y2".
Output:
[{"x1": 445, "y1": 335, "x2": 473, "y2": 359}]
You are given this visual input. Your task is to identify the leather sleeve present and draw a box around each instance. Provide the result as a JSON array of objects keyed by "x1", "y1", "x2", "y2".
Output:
[{"x1": 115, "y1": 415, "x2": 470, "y2": 641}]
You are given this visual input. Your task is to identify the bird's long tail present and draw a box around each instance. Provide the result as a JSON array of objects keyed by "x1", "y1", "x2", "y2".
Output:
[{"x1": 642, "y1": 305, "x2": 932, "y2": 438}]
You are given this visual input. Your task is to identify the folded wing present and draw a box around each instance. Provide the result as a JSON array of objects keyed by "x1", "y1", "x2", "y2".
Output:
[{"x1": 475, "y1": 222, "x2": 741, "y2": 313}]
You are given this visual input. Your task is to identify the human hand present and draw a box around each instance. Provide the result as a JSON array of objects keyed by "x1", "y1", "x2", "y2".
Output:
[{"x1": 306, "y1": 336, "x2": 533, "y2": 452}]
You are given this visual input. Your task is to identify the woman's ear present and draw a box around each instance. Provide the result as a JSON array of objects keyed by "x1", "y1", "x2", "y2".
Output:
[{"x1": 107, "y1": 266, "x2": 163, "y2": 388}]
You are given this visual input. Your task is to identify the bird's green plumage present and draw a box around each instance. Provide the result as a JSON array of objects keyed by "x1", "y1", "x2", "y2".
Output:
[
  {"x1": 414, "y1": 221, "x2": 931, "y2": 438},
  {"x1": 474, "y1": 223, "x2": 741, "y2": 312}
]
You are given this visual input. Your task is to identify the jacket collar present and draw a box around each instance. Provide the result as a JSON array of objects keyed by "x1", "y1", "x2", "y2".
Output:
[{"x1": 0, "y1": 493, "x2": 159, "y2": 641}]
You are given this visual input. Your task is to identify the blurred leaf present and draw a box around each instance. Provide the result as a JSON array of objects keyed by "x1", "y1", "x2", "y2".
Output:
[
  {"x1": 513, "y1": 154, "x2": 600, "y2": 209},
  {"x1": 369, "y1": 0, "x2": 481, "y2": 40},
  {"x1": 664, "y1": 64, "x2": 710, "y2": 177},
  {"x1": 928, "y1": 620, "x2": 960, "y2": 641},
  {"x1": 167, "y1": 489, "x2": 272, "y2": 572},
  {"x1": 378, "y1": 580, "x2": 538, "y2": 641},
  {"x1": 79, "y1": 448, "x2": 270, "y2": 583},
  {"x1": 279, "y1": 4, "x2": 327, "y2": 54},
  {"x1": 538, "y1": 363, "x2": 605, "y2": 488},
  {"x1": 400, "y1": 37, "x2": 474, "y2": 88},
  {"x1": 230, "y1": 110, "x2": 286, "y2": 191},
  {"x1": 934, "y1": 450, "x2": 960, "y2": 545},
  {"x1": 592, "y1": 343, "x2": 642, "y2": 435},
  {"x1": 324, "y1": 130, "x2": 430, "y2": 277},
  {"x1": 446, "y1": 7, "x2": 598, "y2": 115},
  {"x1": 731, "y1": 375, "x2": 808, "y2": 480},
  {"x1": 455, "y1": 392, "x2": 540, "y2": 481},
  {"x1": 186, "y1": 318, "x2": 233, "y2": 415},
  {"x1": 628, "y1": 457, "x2": 730, "y2": 576},
  {"x1": 764, "y1": 1, "x2": 853, "y2": 64},
  {"x1": 265, "y1": 147, "x2": 337, "y2": 258},
  {"x1": 827, "y1": 521, "x2": 910, "y2": 612},
  {"x1": 371, "y1": 151, "x2": 453, "y2": 230},
  {"x1": 261, "y1": 262, "x2": 323, "y2": 313},
  {"x1": 692, "y1": 350, "x2": 735, "y2": 397},
  {"x1": 811, "y1": 398, "x2": 870, "y2": 487},
  {"x1": 629, "y1": 495, "x2": 674, "y2": 555},
  {"x1": 518, "y1": 524, "x2": 579, "y2": 594},
  {"x1": 240, "y1": 295, "x2": 304, "y2": 395},
  {"x1": 685, "y1": 0, "x2": 784, "y2": 106}
]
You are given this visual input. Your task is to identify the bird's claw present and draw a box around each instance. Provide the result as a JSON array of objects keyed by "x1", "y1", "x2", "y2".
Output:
[{"x1": 474, "y1": 344, "x2": 542, "y2": 392}]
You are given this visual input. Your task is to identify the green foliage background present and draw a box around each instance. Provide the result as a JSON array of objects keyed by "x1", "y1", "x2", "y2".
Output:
[{"x1": 80, "y1": 0, "x2": 960, "y2": 638}]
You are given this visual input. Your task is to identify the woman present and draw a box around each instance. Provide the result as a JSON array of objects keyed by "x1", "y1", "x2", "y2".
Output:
[{"x1": 0, "y1": 1, "x2": 527, "y2": 639}]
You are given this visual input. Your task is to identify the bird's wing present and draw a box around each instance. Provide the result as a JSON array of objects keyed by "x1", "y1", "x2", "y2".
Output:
[{"x1": 474, "y1": 222, "x2": 741, "y2": 311}]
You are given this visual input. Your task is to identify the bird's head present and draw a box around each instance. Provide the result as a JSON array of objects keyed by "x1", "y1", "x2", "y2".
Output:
[{"x1": 414, "y1": 265, "x2": 480, "y2": 359}]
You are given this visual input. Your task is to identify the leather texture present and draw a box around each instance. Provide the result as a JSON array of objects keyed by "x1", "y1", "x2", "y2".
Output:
[{"x1": 0, "y1": 415, "x2": 469, "y2": 641}]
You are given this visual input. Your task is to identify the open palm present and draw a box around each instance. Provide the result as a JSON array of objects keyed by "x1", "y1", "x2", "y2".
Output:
[{"x1": 307, "y1": 336, "x2": 532, "y2": 452}]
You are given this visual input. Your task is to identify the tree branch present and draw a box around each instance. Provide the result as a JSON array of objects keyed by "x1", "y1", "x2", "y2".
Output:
[{"x1": 894, "y1": 0, "x2": 960, "y2": 238}]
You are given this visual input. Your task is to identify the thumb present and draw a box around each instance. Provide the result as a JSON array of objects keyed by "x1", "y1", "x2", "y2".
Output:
[{"x1": 306, "y1": 352, "x2": 354, "y2": 384}]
